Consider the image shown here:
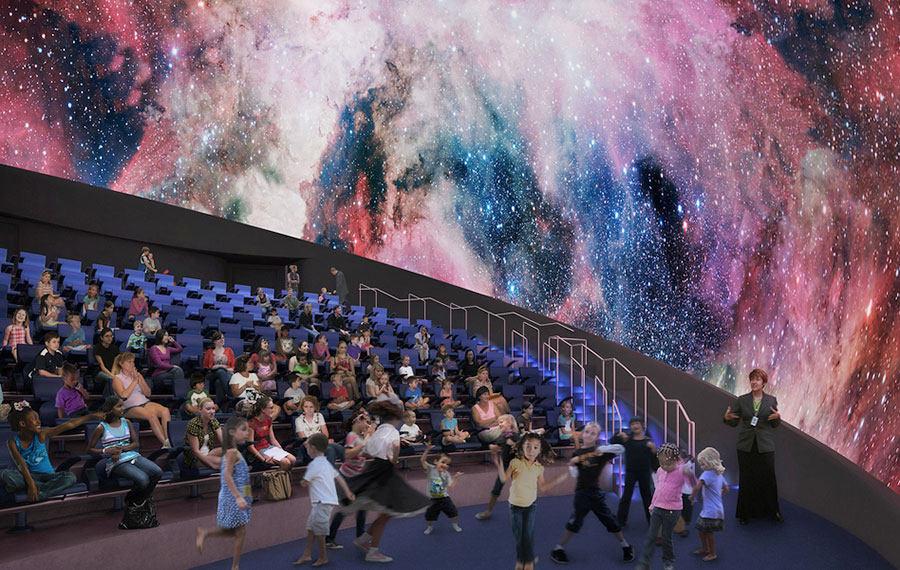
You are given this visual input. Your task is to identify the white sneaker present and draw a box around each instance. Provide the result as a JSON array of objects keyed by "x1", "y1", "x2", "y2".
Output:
[
  {"x1": 354, "y1": 535, "x2": 372, "y2": 552},
  {"x1": 452, "y1": 524, "x2": 462, "y2": 532},
  {"x1": 365, "y1": 550, "x2": 393, "y2": 563},
  {"x1": 424, "y1": 526, "x2": 433, "y2": 535}
]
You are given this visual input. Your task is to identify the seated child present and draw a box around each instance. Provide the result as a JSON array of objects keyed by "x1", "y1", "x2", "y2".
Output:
[
  {"x1": 516, "y1": 401, "x2": 544, "y2": 435},
  {"x1": 293, "y1": 433, "x2": 355, "y2": 566},
  {"x1": 185, "y1": 373, "x2": 215, "y2": 417},
  {"x1": 356, "y1": 314, "x2": 371, "y2": 334},
  {"x1": 420, "y1": 444, "x2": 464, "y2": 534},
  {"x1": 56, "y1": 363, "x2": 90, "y2": 418},
  {"x1": 142, "y1": 307, "x2": 162, "y2": 335},
  {"x1": 127, "y1": 320, "x2": 146, "y2": 351},
  {"x1": 399, "y1": 410, "x2": 425, "y2": 446},
  {"x1": 431, "y1": 359, "x2": 447, "y2": 382},
  {"x1": 282, "y1": 373, "x2": 306, "y2": 415},
  {"x1": 267, "y1": 308, "x2": 282, "y2": 329},
  {"x1": 438, "y1": 379, "x2": 462, "y2": 408},
  {"x1": 327, "y1": 373, "x2": 354, "y2": 412},
  {"x1": 403, "y1": 376, "x2": 430, "y2": 410},
  {"x1": 558, "y1": 398, "x2": 581, "y2": 448},
  {"x1": 346, "y1": 334, "x2": 363, "y2": 360},
  {"x1": 61, "y1": 314, "x2": 91, "y2": 353},
  {"x1": 317, "y1": 287, "x2": 328, "y2": 305},
  {"x1": 440, "y1": 405, "x2": 470, "y2": 445},
  {"x1": 3, "y1": 401, "x2": 103, "y2": 502},
  {"x1": 397, "y1": 355, "x2": 414, "y2": 380}
]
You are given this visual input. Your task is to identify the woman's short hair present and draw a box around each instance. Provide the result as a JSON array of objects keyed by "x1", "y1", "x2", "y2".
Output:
[
  {"x1": 749, "y1": 369, "x2": 768, "y2": 384},
  {"x1": 475, "y1": 386, "x2": 491, "y2": 400}
]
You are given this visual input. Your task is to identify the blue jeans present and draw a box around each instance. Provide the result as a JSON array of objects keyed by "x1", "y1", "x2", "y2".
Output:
[
  {"x1": 111, "y1": 456, "x2": 163, "y2": 501},
  {"x1": 299, "y1": 327, "x2": 318, "y2": 343},
  {"x1": 637, "y1": 507, "x2": 681, "y2": 569},
  {"x1": 207, "y1": 368, "x2": 232, "y2": 405},
  {"x1": 2, "y1": 469, "x2": 76, "y2": 500},
  {"x1": 509, "y1": 503, "x2": 536, "y2": 565}
]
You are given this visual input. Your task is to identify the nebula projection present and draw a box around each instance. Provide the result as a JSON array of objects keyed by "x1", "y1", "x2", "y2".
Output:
[{"x1": 1, "y1": 1, "x2": 899, "y2": 491}]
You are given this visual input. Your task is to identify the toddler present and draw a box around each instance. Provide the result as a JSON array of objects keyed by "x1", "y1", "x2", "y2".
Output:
[
  {"x1": 440, "y1": 405, "x2": 469, "y2": 445},
  {"x1": 399, "y1": 410, "x2": 425, "y2": 446},
  {"x1": 127, "y1": 319, "x2": 146, "y2": 351},
  {"x1": 420, "y1": 444, "x2": 463, "y2": 534},
  {"x1": 690, "y1": 447, "x2": 728, "y2": 562},
  {"x1": 61, "y1": 314, "x2": 90, "y2": 353}
]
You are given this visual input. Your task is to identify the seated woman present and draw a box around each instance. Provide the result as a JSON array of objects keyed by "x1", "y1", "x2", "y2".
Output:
[
  {"x1": 111, "y1": 352, "x2": 172, "y2": 448},
  {"x1": 458, "y1": 349, "x2": 480, "y2": 379},
  {"x1": 365, "y1": 365, "x2": 385, "y2": 399},
  {"x1": 255, "y1": 287, "x2": 271, "y2": 310},
  {"x1": 148, "y1": 330, "x2": 184, "y2": 390},
  {"x1": 311, "y1": 333, "x2": 330, "y2": 363},
  {"x1": 472, "y1": 386, "x2": 503, "y2": 442},
  {"x1": 88, "y1": 396, "x2": 163, "y2": 505},
  {"x1": 298, "y1": 303, "x2": 318, "y2": 342},
  {"x1": 183, "y1": 398, "x2": 224, "y2": 471},
  {"x1": 466, "y1": 366, "x2": 509, "y2": 413},
  {"x1": 329, "y1": 340, "x2": 360, "y2": 399},
  {"x1": 230, "y1": 355, "x2": 281, "y2": 420},
  {"x1": 293, "y1": 396, "x2": 343, "y2": 466},
  {"x1": 203, "y1": 331, "x2": 235, "y2": 406},
  {"x1": 127, "y1": 287, "x2": 149, "y2": 321},
  {"x1": 413, "y1": 326, "x2": 430, "y2": 365}
]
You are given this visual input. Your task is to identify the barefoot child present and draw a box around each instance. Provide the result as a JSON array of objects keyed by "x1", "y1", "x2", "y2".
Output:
[
  {"x1": 494, "y1": 432, "x2": 569, "y2": 570},
  {"x1": 421, "y1": 444, "x2": 463, "y2": 534},
  {"x1": 196, "y1": 416, "x2": 252, "y2": 570},
  {"x1": 549, "y1": 422, "x2": 633, "y2": 564},
  {"x1": 690, "y1": 447, "x2": 728, "y2": 562},
  {"x1": 294, "y1": 433, "x2": 355, "y2": 566},
  {"x1": 635, "y1": 443, "x2": 693, "y2": 570}
]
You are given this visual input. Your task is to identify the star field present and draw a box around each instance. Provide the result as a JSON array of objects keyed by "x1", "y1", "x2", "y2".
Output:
[{"x1": 1, "y1": 0, "x2": 899, "y2": 491}]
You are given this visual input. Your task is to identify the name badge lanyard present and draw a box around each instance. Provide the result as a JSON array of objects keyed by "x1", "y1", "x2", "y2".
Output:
[{"x1": 750, "y1": 399, "x2": 762, "y2": 427}]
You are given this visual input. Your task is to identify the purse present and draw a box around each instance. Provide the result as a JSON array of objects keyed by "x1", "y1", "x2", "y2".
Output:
[
  {"x1": 119, "y1": 495, "x2": 160, "y2": 529},
  {"x1": 262, "y1": 470, "x2": 293, "y2": 501}
]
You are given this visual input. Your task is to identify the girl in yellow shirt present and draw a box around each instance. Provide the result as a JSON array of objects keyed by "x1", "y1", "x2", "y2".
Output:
[{"x1": 494, "y1": 433, "x2": 569, "y2": 570}]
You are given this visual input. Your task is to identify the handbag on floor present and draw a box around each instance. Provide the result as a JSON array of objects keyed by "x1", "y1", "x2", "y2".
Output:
[
  {"x1": 262, "y1": 470, "x2": 292, "y2": 501},
  {"x1": 119, "y1": 494, "x2": 160, "y2": 529}
]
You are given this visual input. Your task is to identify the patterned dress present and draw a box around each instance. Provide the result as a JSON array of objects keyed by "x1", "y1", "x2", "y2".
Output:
[{"x1": 217, "y1": 453, "x2": 251, "y2": 529}]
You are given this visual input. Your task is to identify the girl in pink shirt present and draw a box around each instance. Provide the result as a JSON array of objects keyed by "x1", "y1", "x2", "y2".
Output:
[{"x1": 635, "y1": 443, "x2": 693, "y2": 570}]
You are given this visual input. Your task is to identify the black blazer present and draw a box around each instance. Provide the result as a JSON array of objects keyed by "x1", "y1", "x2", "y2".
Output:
[{"x1": 724, "y1": 393, "x2": 781, "y2": 453}]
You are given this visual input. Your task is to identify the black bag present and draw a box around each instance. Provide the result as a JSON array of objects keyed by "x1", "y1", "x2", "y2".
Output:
[{"x1": 119, "y1": 495, "x2": 160, "y2": 530}]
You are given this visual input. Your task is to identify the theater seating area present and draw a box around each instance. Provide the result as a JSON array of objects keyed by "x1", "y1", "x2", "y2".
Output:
[{"x1": 0, "y1": 247, "x2": 657, "y2": 533}]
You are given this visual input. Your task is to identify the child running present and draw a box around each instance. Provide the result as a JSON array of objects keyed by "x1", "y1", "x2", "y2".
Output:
[
  {"x1": 294, "y1": 433, "x2": 355, "y2": 567},
  {"x1": 549, "y1": 422, "x2": 633, "y2": 564},
  {"x1": 494, "y1": 432, "x2": 569, "y2": 570},
  {"x1": 690, "y1": 447, "x2": 728, "y2": 562},
  {"x1": 196, "y1": 416, "x2": 253, "y2": 570},
  {"x1": 340, "y1": 400, "x2": 431, "y2": 563},
  {"x1": 635, "y1": 443, "x2": 693, "y2": 570},
  {"x1": 420, "y1": 444, "x2": 464, "y2": 534}
]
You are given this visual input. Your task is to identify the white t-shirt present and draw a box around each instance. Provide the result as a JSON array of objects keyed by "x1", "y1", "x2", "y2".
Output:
[
  {"x1": 304, "y1": 456, "x2": 339, "y2": 505},
  {"x1": 295, "y1": 413, "x2": 326, "y2": 437},
  {"x1": 398, "y1": 365, "x2": 414, "y2": 378},
  {"x1": 229, "y1": 373, "x2": 260, "y2": 399},
  {"x1": 284, "y1": 386, "x2": 306, "y2": 404},
  {"x1": 399, "y1": 422, "x2": 421, "y2": 440},
  {"x1": 365, "y1": 423, "x2": 399, "y2": 460}
]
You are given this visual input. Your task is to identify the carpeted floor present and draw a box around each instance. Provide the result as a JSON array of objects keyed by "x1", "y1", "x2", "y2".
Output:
[{"x1": 191, "y1": 490, "x2": 894, "y2": 569}]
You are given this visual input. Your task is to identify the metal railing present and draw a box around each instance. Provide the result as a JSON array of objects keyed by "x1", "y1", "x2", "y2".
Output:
[{"x1": 357, "y1": 283, "x2": 695, "y2": 458}]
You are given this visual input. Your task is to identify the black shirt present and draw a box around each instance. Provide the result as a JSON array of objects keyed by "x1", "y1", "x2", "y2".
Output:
[
  {"x1": 326, "y1": 313, "x2": 346, "y2": 331},
  {"x1": 357, "y1": 322, "x2": 371, "y2": 334},
  {"x1": 93, "y1": 342, "x2": 120, "y2": 372},
  {"x1": 33, "y1": 348, "x2": 64, "y2": 376},
  {"x1": 498, "y1": 430, "x2": 520, "y2": 468},
  {"x1": 298, "y1": 311, "x2": 315, "y2": 329},
  {"x1": 609, "y1": 433, "x2": 656, "y2": 473},
  {"x1": 572, "y1": 446, "x2": 618, "y2": 490},
  {"x1": 458, "y1": 360, "x2": 480, "y2": 379}
]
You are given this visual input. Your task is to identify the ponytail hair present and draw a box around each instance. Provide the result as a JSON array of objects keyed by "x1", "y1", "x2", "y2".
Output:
[{"x1": 222, "y1": 416, "x2": 249, "y2": 451}]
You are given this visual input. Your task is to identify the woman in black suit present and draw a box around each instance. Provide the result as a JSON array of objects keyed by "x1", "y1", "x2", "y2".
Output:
[{"x1": 723, "y1": 368, "x2": 783, "y2": 524}]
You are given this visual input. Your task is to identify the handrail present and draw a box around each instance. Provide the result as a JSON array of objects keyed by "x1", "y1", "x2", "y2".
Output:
[{"x1": 357, "y1": 283, "x2": 694, "y2": 459}]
